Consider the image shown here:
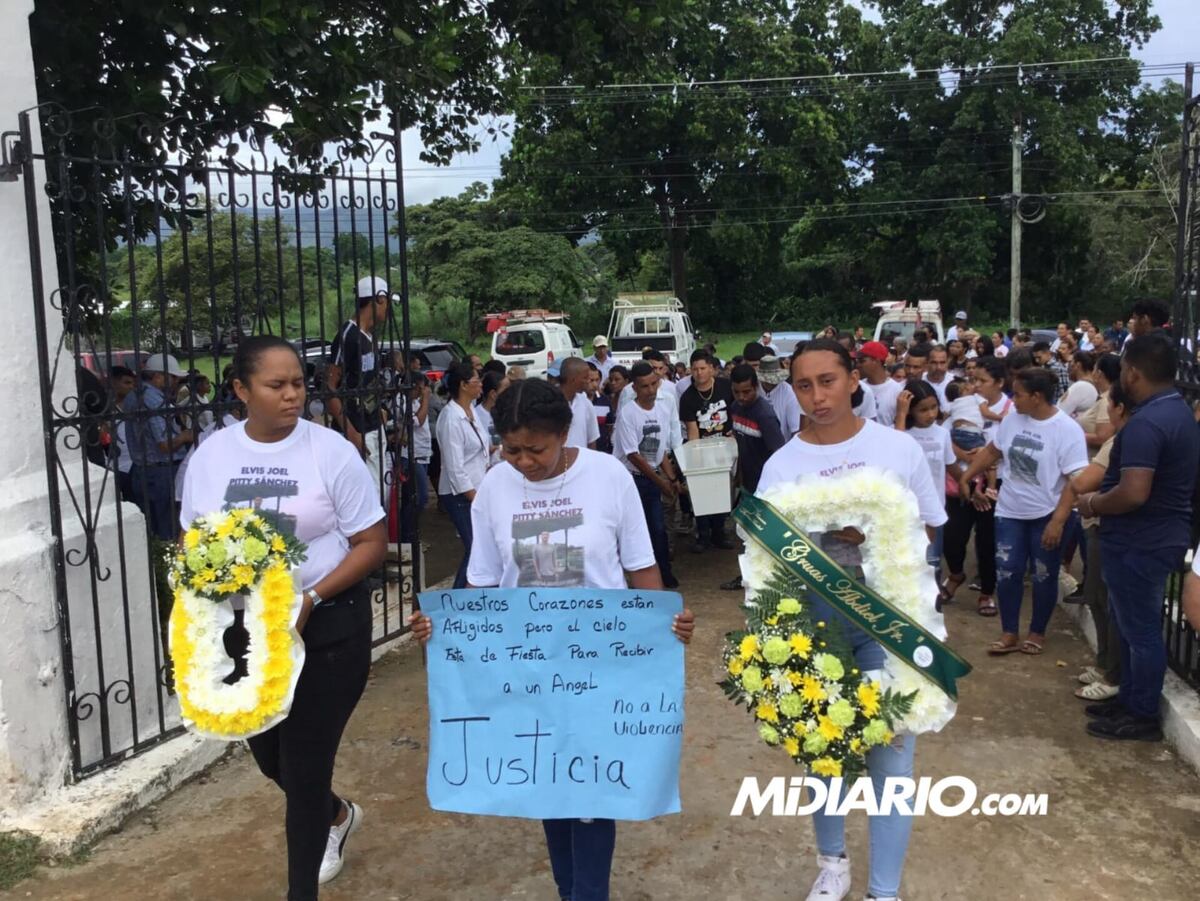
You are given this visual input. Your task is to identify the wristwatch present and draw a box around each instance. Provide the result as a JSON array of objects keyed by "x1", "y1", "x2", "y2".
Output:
[{"x1": 306, "y1": 589, "x2": 325, "y2": 608}]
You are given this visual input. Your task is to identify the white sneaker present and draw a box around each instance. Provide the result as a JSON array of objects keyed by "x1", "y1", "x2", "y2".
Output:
[
  {"x1": 1075, "y1": 680, "x2": 1119, "y2": 701},
  {"x1": 319, "y1": 799, "x2": 363, "y2": 885},
  {"x1": 806, "y1": 854, "x2": 851, "y2": 900},
  {"x1": 1077, "y1": 666, "x2": 1104, "y2": 685}
]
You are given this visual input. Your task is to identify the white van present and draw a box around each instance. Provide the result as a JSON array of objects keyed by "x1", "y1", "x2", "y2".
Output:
[
  {"x1": 606, "y1": 293, "x2": 698, "y2": 368},
  {"x1": 872, "y1": 300, "x2": 944, "y2": 346},
  {"x1": 488, "y1": 310, "x2": 583, "y2": 378}
]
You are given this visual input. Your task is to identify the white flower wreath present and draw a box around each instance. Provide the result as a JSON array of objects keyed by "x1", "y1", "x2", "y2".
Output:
[{"x1": 740, "y1": 467, "x2": 957, "y2": 734}]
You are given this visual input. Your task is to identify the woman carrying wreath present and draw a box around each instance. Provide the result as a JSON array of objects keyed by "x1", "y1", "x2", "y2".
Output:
[
  {"x1": 756, "y1": 338, "x2": 946, "y2": 901},
  {"x1": 410, "y1": 378, "x2": 694, "y2": 901},
  {"x1": 179, "y1": 336, "x2": 387, "y2": 899}
]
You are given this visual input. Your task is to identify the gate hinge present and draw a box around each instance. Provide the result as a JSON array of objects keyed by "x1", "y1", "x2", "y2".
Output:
[{"x1": 0, "y1": 132, "x2": 25, "y2": 181}]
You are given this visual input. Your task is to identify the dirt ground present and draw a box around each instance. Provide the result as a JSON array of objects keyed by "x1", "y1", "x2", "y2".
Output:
[{"x1": 10, "y1": 510, "x2": 1200, "y2": 901}]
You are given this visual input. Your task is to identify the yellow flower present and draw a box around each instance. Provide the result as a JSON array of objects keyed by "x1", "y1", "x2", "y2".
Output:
[
  {"x1": 727, "y1": 657, "x2": 745, "y2": 677},
  {"x1": 793, "y1": 719, "x2": 812, "y2": 736},
  {"x1": 812, "y1": 757, "x2": 842, "y2": 778},
  {"x1": 799, "y1": 675, "x2": 827, "y2": 704},
  {"x1": 857, "y1": 681, "x2": 881, "y2": 718},
  {"x1": 762, "y1": 676, "x2": 774, "y2": 691},
  {"x1": 766, "y1": 615, "x2": 779, "y2": 626},
  {"x1": 849, "y1": 738, "x2": 863, "y2": 754},
  {"x1": 783, "y1": 737, "x2": 800, "y2": 757},
  {"x1": 789, "y1": 633, "x2": 813, "y2": 658},
  {"x1": 817, "y1": 716, "x2": 844, "y2": 742},
  {"x1": 214, "y1": 517, "x2": 236, "y2": 539},
  {"x1": 787, "y1": 671, "x2": 805, "y2": 687},
  {"x1": 755, "y1": 702, "x2": 779, "y2": 723},
  {"x1": 270, "y1": 535, "x2": 287, "y2": 553},
  {"x1": 183, "y1": 528, "x2": 202, "y2": 550},
  {"x1": 232, "y1": 526, "x2": 246, "y2": 539},
  {"x1": 739, "y1": 635, "x2": 759, "y2": 661},
  {"x1": 232, "y1": 564, "x2": 255, "y2": 588}
]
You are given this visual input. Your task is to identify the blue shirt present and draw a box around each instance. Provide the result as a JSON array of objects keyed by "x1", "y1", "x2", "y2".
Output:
[
  {"x1": 1099, "y1": 388, "x2": 1199, "y2": 551},
  {"x1": 122, "y1": 382, "x2": 177, "y2": 465}
]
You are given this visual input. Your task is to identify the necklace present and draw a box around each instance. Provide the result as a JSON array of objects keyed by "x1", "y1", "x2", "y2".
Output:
[
  {"x1": 695, "y1": 380, "x2": 716, "y2": 403},
  {"x1": 523, "y1": 448, "x2": 574, "y2": 506}
]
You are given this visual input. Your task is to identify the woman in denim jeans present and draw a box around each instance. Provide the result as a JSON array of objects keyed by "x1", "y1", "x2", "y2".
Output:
[
  {"x1": 435, "y1": 361, "x2": 489, "y2": 587},
  {"x1": 958, "y1": 368, "x2": 1089, "y2": 655},
  {"x1": 412, "y1": 378, "x2": 694, "y2": 901}
]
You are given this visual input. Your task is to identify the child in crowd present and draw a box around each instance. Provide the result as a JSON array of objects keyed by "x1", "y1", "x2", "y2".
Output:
[{"x1": 945, "y1": 378, "x2": 998, "y2": 499}]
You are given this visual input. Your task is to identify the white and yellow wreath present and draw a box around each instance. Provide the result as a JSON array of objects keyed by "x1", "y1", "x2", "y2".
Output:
[
  {"x1": 168, "y1": 509, "x2": 307, "y2": 740},
  {"x1": 741, "y1": 467, "x2": 957, "y2": 734}
]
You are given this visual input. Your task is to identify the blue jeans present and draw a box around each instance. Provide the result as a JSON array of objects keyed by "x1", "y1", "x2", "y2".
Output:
[
  {"x1": 403, "y1": 459, "x2": 429, "y2": 511},
  {"x1": 994, "y1": 515, "x2": 1062, "y2": 636},
  {"x1": 926, "y1": 524, "x2": 944, "y2": 584},
  {"x1": 811, "y1": 734, "x2": 917, "y2": 898},
  {"x1": 131, "y1": 462, "x2": 178, "y2": 540},
  {"x1": 632, "y1": 474, "x2": 674, "y2": 583},
  {"x1": 440, "y1": 492, "x2": 473, "y2": 589},
  {"x1": 1100, "y1": 542, "x2": 1182, "y2": 719},
  {"x1": 543, "y1": 818, "x2": 616, "y2": 901}
]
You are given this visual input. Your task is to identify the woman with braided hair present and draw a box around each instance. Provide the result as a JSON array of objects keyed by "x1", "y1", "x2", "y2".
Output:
[{"x1": 411, "y1": 377, "x2": 694, "y2": 901}]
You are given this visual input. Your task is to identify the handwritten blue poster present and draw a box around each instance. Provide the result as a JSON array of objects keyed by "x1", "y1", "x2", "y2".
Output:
[{"x1": 419, "y1": 587, "x2": 685, "y2": 821}]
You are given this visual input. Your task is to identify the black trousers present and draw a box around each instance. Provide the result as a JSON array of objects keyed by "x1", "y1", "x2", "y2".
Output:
[
  {"x1": 943, "y1": 496, "x2": 997, "y2": 595},
  {"x1": 247, "y1": 612, "x2": 371, "y2": 900}
]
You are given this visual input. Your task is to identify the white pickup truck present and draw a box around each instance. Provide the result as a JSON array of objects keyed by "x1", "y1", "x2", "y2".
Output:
[
  {"x1": 872, "y1": 300, "x2": 944, "y2": 346},
  {"x1": 606, "y1": 293, "x2": 699, "y2": 367}
]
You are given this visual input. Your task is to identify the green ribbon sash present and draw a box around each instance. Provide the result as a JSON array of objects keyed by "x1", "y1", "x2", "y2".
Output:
[{"x1": 733, "y1": 493, "x2": 972, "y2": 700}]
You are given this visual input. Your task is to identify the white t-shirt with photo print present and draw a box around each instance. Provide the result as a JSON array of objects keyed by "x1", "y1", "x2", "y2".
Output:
[
  {"x1": 906, "y1": 423, "x2": 957, "y2": 506},
  {"x1": 991, "y1": 409, "x2": 1089, "y2": 520},
  {"x1": 180, "y1": 418, "x2": 385, "y2": 591},
  {"x1": 613, "y1": 399, "x2": 674, "y2": 473},
  {"x1": 467, "y1": 449, "x2": 656, "y2": 589}
]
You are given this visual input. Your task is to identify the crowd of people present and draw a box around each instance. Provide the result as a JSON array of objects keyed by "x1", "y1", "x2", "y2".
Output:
[{"x1": 99, "y1": 277, "x2": 1200, "y2": 901}]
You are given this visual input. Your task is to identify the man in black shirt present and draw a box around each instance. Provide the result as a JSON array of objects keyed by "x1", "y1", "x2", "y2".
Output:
[
  {"x1": 328, "y1": 275, "x2": 391, "y2": 496},
  {"x1": 679, "y1": 349, "x2": 736, "y2": 552}
]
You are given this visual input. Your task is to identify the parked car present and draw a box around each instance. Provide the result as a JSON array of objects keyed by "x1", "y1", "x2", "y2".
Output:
[
  {"x1": 78, "y1": 349, "x2": 151, "y2": 380},
  {"x1": 768, "y1": 331, "x2": 814, "y2": 356},
  {"x1": 381, "y1": 337, "x2": 468, "y2": 385},
  {"x1": 873, "y1": 300, "x2": 945, "y2": 345},
  {"x1": 487, "y1": 311, "x2": 582, "y2": 378}
]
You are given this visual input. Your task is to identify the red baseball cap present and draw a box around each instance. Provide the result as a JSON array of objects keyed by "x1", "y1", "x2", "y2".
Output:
[{"x1": 858, "y1": 341, "x2": 889, "y2": 363}]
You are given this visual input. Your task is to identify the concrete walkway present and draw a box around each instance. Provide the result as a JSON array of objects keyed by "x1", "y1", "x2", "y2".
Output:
[{"x1": 12, "y1": 517, "x2": 1200, "y2": 900}]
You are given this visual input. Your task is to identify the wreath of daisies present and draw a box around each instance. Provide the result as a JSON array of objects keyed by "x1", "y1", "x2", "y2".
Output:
[
  {"x1": 740, "y1": 467, "x2": 958, "y2": 735},
  {"x1": 168, "y1": 509, "x2": 307, "y2": 740}
]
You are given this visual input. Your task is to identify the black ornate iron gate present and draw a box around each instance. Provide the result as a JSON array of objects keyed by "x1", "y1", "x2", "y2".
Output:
[
  {"x1": 13, "y1": 106, "x2": 420, "y2": 778},
  {"x1": 1168, "y1": 67, "x2": 1200, "y2": 690}
]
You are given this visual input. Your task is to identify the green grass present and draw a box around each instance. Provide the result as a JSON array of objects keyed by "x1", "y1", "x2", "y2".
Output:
[{"x1": 0, "y1": 831, "x2": 41, "y2": 891}]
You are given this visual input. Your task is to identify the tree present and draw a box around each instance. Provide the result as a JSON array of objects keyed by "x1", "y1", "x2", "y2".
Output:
[{"x1": 499, "y1": 1, "x2": 865, "y2": 313}]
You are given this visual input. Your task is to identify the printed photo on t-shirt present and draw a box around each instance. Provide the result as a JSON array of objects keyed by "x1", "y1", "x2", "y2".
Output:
[
  {"x1": 1008, "y1": 433, "x2": 1044, "y2": 484},
  {"x1": 638, "y1": 421, "x2": 662, "y2": 459},
  {"x1": 221, "y1": 465, "x2": 302, "y2": 536},
  {"x1": 510, "y1": 502, "x2": 586, "y2": 587}
]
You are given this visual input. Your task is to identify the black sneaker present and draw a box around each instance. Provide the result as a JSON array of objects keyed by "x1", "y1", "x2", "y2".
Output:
[
  {"x1": 1084, "y1": 699, "x2": 1126, "y2": 719},
  {"x1": 1061, "y1": 587, "x2": 1087, "y2": 605},
  {"x1": 720, "y1": 575, "x2": 743, "y2": 591},
  {"x1": 1086, "y1": 713, "x2": 1163, "y2": 742},
  {"x1": 662, "y1": 575, "x2": 680, "y2": 589}
]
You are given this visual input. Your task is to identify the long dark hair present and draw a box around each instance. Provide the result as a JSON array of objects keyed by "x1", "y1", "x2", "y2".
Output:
[
  {"x1": 901, "y1": 379, "x2": 939, "y2": 428},
  {"x1": 492, "y1": 377, "x2": 573, "y2": 437},
  {"x1": 444, "y1": 360, "x2": 476, "y2": 401}
]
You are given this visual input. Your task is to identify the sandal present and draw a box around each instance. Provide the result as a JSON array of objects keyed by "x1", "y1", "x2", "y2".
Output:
[
  {"x1": 938, "y1": 573, "x2": 966, "y2": 608},
  {"x1": 1019, "y1": 638, "x2": 1044, "y2": 656},
  {"x1": 988, "y1": 636, "x2": 1021, "y2": 655},
  {"x1": 976, "y1": 595, "x2": 998, "y2": 617}
]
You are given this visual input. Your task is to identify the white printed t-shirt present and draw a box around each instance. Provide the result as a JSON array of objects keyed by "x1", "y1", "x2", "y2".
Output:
[
  {"x1": 566, "y1": 391, "x2": 601, "y2": 449},
  {"x1": 758, "y1": 419, "x2": 947, "y2": 530},
  {"x1": 906, "y1": 423, "x2": 956, "y2": 506},
  {"x1": 991, "y1": 409, "x2": 1089, "y2": 520},
  {"x1": 866, "y1": 378, "x2": 904, "y2": 427},
  {"x1": 768, "y1": 382, "x2": 801, "y2": 436},
  {"x1": 613, "y1": 399, "x2": 673, "y2": 473},
  {"x1": 467, "y1": 449, "x2": 656, "y2": 589},
  {"x1": 180, "y1": 419, "x2": 385, "y2": 591}
]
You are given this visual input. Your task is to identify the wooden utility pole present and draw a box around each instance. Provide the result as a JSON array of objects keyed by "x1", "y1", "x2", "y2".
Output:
[{"x1": 1010, "y1": 119, "x2": 1023, "y2": 330}]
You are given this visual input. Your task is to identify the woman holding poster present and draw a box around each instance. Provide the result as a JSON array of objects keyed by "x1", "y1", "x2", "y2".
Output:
[
  {"x1": 754, "y1": 338, "x2": 948, "y2": 901},
  {"x1": 411, "y1": 377, "x2": 694, "y2": 901}
]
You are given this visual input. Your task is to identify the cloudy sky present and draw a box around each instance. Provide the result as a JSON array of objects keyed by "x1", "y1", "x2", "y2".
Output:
[{"x1": 398, "y1": 0, "x2": 1199, "y2": 205}]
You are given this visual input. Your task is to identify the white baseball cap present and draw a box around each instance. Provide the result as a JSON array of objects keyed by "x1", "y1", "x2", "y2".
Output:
[
  {"x1": 356, "y1": 275, "x2": 389, "y2": 298},
  {"x1": 955, "y1": 310, "x2": 968, "y2": 320},
  {"x1": 142, "y1": 352, "x2": 187, "y2": 377},
  {"x1": 593, "y1": 335, "x2": 609, "y2": 347}
]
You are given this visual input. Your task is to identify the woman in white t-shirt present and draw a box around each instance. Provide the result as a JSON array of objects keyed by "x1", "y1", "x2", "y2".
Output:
[
  {"x1": 410, "y1": 378, "x2": 694, "y2": 901},
  {"x1": 436, "y1": 361, "x2": 489, "y2": 588},
  {"x1": 757, "y1": 339, "x2": 946, "y2": 901},
  {"x1": 180, "y1": 336, "x2": 386, "y2": 897},
  {"x1": 959, "y1": 367, "x2": 1089, "y2": 656}
]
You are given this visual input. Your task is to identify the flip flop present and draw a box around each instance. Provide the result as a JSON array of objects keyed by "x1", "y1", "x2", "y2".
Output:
[
  {"x1": 1020, "y1": 639, "x2": 1044, "y2": 656},
  {"x1": 977, "y1": 595, "x2": 998, "y2": 617},
  {"x1": 988, "y1": 638, "x2": 1021, "y2": 655},
  {"x1": 938, "y1": 573, "x2": 966, "y2": 607}
]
